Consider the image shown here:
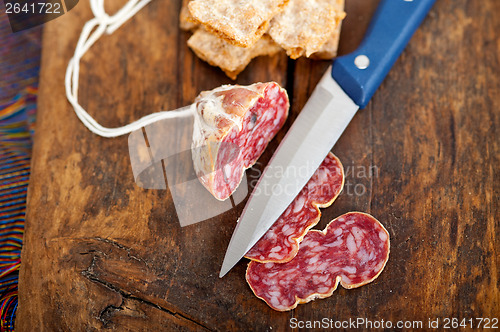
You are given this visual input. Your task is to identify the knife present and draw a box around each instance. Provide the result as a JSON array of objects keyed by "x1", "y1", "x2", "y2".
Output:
[{"x1": 220, "y1": 0, "x2": 436, "y2": 277}]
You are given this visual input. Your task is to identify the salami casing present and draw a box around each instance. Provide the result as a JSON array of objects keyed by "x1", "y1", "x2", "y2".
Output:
[
  {"x1": 245, "y1": 152, "x2": 344, "y2": 263},
  {"x1": 192, "y1": 82, "x2": 289, "y2": 200},
  {"x1": 246, "y1": 212, "x2": 390, "y2": 311}
]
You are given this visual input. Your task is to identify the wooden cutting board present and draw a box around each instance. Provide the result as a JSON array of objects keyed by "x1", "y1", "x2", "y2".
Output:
[{"x1": 18, "y1": 0, "x2": 499, "y2": 330}]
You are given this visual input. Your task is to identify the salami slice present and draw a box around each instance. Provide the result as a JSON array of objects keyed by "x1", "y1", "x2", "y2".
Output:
[
  {"x1": 245, "y1": 152, "x2": 344, "y2": 263},
  {"x1": 192, "y1": 82, "x2": 289, "y2": 201},
  {"x1": 246, "y1": 212, "x2": 390, "y2": 311}
]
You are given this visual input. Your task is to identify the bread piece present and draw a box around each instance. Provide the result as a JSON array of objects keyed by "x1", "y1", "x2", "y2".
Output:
[
  {"x1": 188, "y1": 0, "x2": 289, "y2": 48},
  {"x1": 311, "y1": 0, "x2": 345, "y2": 59},
  {"x1": 187, "y1": 29, "x2": 282, "y2": 80},
  {"x1": 180, "y1": 0, "x2": 198, "y2": 31},
  {"x1": 269, "y1": 0, "x2": 345, "y2": 59}
]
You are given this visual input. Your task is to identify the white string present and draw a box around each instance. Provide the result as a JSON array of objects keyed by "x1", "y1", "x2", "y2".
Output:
[{"x1": 65, "y1": 0, "x2": 194, "y2": 138}]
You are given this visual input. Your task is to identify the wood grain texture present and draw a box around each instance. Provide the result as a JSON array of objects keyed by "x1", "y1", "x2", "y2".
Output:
[{"x1": 18, "y1": 0, "x2": 499, "y2": 330}]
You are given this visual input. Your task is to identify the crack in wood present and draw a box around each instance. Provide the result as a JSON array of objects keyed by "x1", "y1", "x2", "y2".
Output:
[
  {"x1": 99, "y1": 304, "x2": 123, "y2": 328},
  {"x1": 79, "y1": 249, "x2": 97, "y2": 255},
  {"x1": 82, "y1": 267, "x2": 211, "y2": 331},
  {"x1": 126, "y1": 295, "x2": 212, "y2": 331},
  {"x1": 91, "y1": 237, "x2": 150, "y2": 267}
]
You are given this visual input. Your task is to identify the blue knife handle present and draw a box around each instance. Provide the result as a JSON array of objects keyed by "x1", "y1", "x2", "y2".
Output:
[{"x1": 331, "y1": 0, "x2": 436, "y2": 108}]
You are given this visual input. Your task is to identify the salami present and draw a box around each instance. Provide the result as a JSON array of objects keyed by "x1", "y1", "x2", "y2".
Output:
[
  {"x1": 192, "y1": 82, "x2": 289, "y2": 201},
  {"x1": 246, "y1": 212, "x2": 390, "y2": 311},
  {"x1": 245, "y1": 152, "x2": 344, "y2": 263}
]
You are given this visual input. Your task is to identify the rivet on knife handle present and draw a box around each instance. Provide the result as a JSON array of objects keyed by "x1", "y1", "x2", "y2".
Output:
[{"x1": 332, "y1": 0, "x2": 437, "y2": 108}]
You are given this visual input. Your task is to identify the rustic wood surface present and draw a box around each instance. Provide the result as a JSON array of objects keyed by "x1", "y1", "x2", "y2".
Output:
[{"x1": 18, "y1": 0, "x2": 499, "y2": 330}]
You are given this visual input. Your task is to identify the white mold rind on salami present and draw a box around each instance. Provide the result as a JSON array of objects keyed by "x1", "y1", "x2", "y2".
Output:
[
  {"x1": 192, "y1": 82, "x2": 289, "y2": 201},
  {"x1": 246, "y1": 212, "x2": 390, "y2": 311},
  {"x1": 245, "y1": 152, "x2": 344, "y2": 263}
]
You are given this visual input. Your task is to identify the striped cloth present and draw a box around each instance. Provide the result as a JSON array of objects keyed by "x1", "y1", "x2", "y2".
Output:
[
  {"x1": 0, "y1": 88, "x2": 37, "y2": 332},
  {"x1": 1, "y1": 9, "x2": 41, "y2": 331}
]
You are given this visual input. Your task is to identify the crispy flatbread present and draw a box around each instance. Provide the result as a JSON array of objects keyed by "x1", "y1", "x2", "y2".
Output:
[
  {"x1": 180, "y1": 0, "x2": 198, "y2": 31},
  {"x1": 269, "y1": 0, "x2": 345, "y2": 59},
  {"x1": 311, "y1": 0, "x2": 345, "y2": 59},
  {"x1": 188, "y1": 29, "x2": 282, "y2": 79},
  {"x1": 188, "y1": 0, "x2": 289, "y2": 48}
]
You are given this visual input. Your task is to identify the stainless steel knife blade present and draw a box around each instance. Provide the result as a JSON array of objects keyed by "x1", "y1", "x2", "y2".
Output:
[
  {"x1": 219, "y1": 67, "x2": 359, "y2": 277},
  {"x1": 219, "y1": 0, "x2": 436, "y2": 278}
]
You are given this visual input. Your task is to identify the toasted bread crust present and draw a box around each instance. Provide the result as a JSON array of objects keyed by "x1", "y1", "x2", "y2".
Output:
[
  {"x1": 268, "y1": 0, "x2": 344, "y2": 59},
  {"x1": 188, "y1": 29, "x2": 282, "y2": 80},
  {"x1": 180, "y1": 0, "x2": 199, "y2": 31},
  {"x1": 311, "y1": 0, "x2": 345, "y2": 59},
  {"x1": 188, "y1": 0, "x2": 289, "y2": 48}
]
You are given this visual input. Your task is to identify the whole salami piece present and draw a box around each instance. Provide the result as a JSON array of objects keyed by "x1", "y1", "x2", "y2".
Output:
[
  {"x1": 245, "y1": 152, "x2": 344, "y2": 263},
  {"x1": 246, "y1": 212, "x2": 390, "y2": 311},
  {"x1": 192, "y1": 82, "x2": 289, "y2": 200}
]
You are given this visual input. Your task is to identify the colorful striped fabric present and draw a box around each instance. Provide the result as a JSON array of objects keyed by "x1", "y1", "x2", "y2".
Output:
[
  {"x1": 0, "y1": 88, "x2": 37, "y2": 332},
  {"x1": 1, "y1": 7, "x2": 41, "y2": 330}
]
